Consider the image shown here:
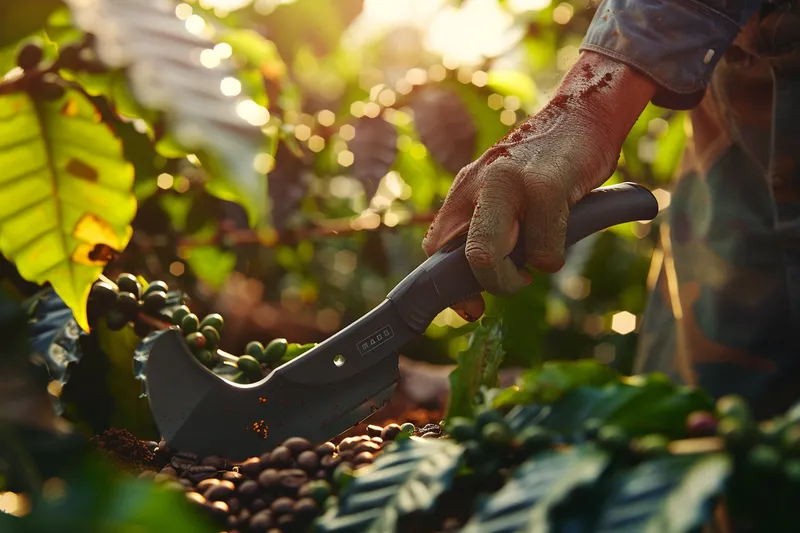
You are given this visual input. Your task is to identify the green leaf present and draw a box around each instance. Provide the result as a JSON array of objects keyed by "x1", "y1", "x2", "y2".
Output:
[
  {"x1": 593, "y1": 454, "x2": 731, "y2": 533},
  {"x1": 494, "y1": 359, "x2": 619, "y2": 407},
  {"x1": 0, "y1": 1, "x2": 65, "y2": 47},
  {"x1": 25, "y1": 287, "x2": 88, "y2": 414},
  {"x1": 532, "y1": 376, "x2": 714, "y2": 439},
  {"x1": 315, "y1": 438, "x2": 465, "y2": 533},
  {"x1": 0, "y1": 90, "x2": 135, "y2": 331},
  {"x1": 461, "y1": 445, "x2": 610, "y2": 533},
  {"x1": 65, "y1": 0, "x2": 271, "y2": 227},
  {"x1": 445, "y1": 316, "x2": 506, "y2": 422},
  {"x1": 183, "y1": 245, "x2": 237, "y2": 290},
  {"x1": 219, "y1": 28, "x2": 287, "y2": 80}
]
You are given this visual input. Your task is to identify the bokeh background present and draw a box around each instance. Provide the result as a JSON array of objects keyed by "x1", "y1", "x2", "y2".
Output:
[{"x1": 19, "y1": 0, "x2": 686, "y2": 437}]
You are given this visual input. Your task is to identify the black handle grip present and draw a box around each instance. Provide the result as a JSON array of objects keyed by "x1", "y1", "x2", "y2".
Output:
[{"x1": 387, "y1": 182, "x2": 659, "y2": 332}]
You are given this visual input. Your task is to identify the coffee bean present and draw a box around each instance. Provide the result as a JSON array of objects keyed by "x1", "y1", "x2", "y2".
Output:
[
  {"x1": 371, "y1": 437, "x2": 383, "y2": 445},
  {"x1": 277, "y1": 513, "x2": 295, "y2": 528},
  {"x1": 222, "y1": 471, "x2": 243, "y2": 483},
  {"x1": 159, "y1": 465, "x2": 177, "y2": 476},
  {"x1": 316, "y1": 442, "x2": 336, "y2": 456},
  {"x1": 208, "y1": 500, "x2": 229, "y2": 519},
  {"x1": 205, "y1": 481, "x2": 234, "y2": 501},
  {"x1": 249, "y1": 509, "x2": 273, "y2": 531},
  {"x1": 354, "y1": 451, "x2": 374, "y2": 464},
  {"x1": 238, "y1": 508, "x2": 251, "y2": 524},
  {"x1": 269, "y1": 446, "x2": 293, "y2": 468},
  {"x1": 239, "y1": 457, "x2": 262, "y2": 478},
  {"x1": 353, "y1": 441, "x2": 381, "y2": 454},
  {"x1": 187, "y1": 465, "x2": 217, "y2": 483},
  {"x1": 422, "y1": 432, "x2": 439, "y2": 438},
  {"x1": 338, "y1": 449, "x2": 354, "y2": 461},
  {"x1": 228, "y1": 497, "x2": 241, "y2": 514},
  {"x1": 294, "y1": 497, "x2": 319, "y2": 519},
  {"x1": 225, "y1": 514, "x2": 238, "y2": 531},
  {"x1": 146, "y1": 440, "x2": 159, "y2": 452},
  {"x1": 315, "y1": 470, "x2": 327, "y2": 480},
  {"x1": 258, "y1": 468, "x2": 279, "y2": 488},
  {"x1": 201, "y1": 455, "x2": 227, "y2": 469},
  {"x1": 197, "y1": 478, "x2": 220, "y2": 491},
  {"x1": 138, "y1": 470, "x2": 156, "y2": 480},
  {"x1": 297, "y1": 450, "x2": 319, "y2": 472},
  {"x1": 153, "y1": 473, "x2": 174, "y2": 483},
  {"x1": 381, "y1": 424, "x2": 402, "y2": 441},
  {"x1": 338, "y1": 437, "x2": 358, "y2": 451},
  {"x1": 250, "y1": 497, "x2": 268, "y2": 512},
  {"x1": 282, "y1": 437, "x2": 313, "y2": 454},
  {"x1": 366, "y1": 425, "x2": 384, "y2": 438},
  {"x1": 271, "y1": 497, "x2": 294, "y2": 515},
  {"x1": 320, "y1": 454, "x2": 341, "y2": 470},
  {"x1": 185, "y1": 492, "x2": 206, "y2": 506},
  {"x1": 162, "y1": 480, "x2": 184, "y2": 491},
  {"x1": 171, "y1": 455, "x2": 195, "y2": 471},
  {"x1": 179, "y1": 478, "x2": 193, "y2": 488},
  {"x1": 278, "y1": 469, "x2": 307, "y2": 491},
  {"x1": 238, "y1": 479, "x2": 259, "y2": 498},
  {"x1": 175, "y1": 451, "x2": 199, "y2": 463}
]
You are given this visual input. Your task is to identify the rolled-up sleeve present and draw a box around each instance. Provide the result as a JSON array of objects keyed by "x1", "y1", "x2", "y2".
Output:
[{"x1": 580, "y1": 0, "x2": 764, "y2": 109}]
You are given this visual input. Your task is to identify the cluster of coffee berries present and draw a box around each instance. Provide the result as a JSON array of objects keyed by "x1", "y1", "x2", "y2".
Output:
[
  {"x1": 170, "y1": 306, "x2": 225, "y2": 370},
  {"x1": 88, "y1": 274, "x2": 180, "y2": 337}
]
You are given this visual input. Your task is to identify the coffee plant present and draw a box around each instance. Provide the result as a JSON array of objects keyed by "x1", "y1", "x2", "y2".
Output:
[{"x1": 4, "y1": 0, "x2": 783, "y2": 532}]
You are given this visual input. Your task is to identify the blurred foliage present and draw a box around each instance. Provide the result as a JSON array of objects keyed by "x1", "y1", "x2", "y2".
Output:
[{"x1": 0, "y1": 0, "x2": 685, "y2": 447}]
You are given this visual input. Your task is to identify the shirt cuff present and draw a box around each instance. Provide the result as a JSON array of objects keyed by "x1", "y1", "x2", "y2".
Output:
[{"x1": 579, "y1": 0, "x2": 746, "y2": 110}]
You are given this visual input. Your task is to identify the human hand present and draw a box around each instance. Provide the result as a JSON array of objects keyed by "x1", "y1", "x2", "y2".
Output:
[{"x1": 422, "y1": 51, "x2": 656, "y2": 321}]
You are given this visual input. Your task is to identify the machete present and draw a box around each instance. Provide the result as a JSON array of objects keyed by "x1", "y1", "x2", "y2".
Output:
[{"x1": 145, "y1": 182, "x2": 658, "y2": 460}]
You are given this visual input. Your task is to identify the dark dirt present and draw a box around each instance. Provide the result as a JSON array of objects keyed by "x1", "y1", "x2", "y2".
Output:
[{"x1": 90, "y1": 427, "x2": 155, "y2": 471}]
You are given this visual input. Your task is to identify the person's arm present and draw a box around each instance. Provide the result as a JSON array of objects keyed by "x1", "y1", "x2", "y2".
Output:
[
  {"x1": 422, "y1": 0, "x2": 764, "y2": 322},
  {"x1": 581, "y1": 0, "x2": 763, "y2": 110}
]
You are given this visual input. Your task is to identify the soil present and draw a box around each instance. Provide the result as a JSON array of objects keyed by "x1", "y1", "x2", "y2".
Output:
[{"x1": 90, "y1": 427, "x2": 155, "y2": 472}]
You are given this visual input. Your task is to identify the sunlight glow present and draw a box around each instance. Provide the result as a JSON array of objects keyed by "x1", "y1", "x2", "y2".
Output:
[
  {"x1": 157, "y1": 173, "x2": 174, "y2": 189},
  {"x1": 317, "y1": 110, "x2": 336, "y2": 127},
  {"x1": 339, "y1": 124, "x2": 356, "y2": 140},
  {"x1": 611, "y1": 311, "x2": 637, "y2": 335},
  {"x1": 253, "y1": 153, "x2": 275, "y2": 173},
  {"x1": 236, "y1": 100, "x2": 270, "y2": 126},
  {"x1": 552, "y1": 2, "x2": 574, "y2": 24},
  {"x1": 214, "y1": 42, "x2": 233, "y2": 59},
  {"x1": 199, "y1": 49, "x2": 221, "y2": 68},
  {"x1": 185, "y1": 14, "x2": 206, "y2": 34},
  {"x1": 220, "y1": 77, "x2": 242, "y2": 96},
  {"x1": 507, "y1": 0, "x2": 552, "y2": 11},
  {"x1": 175, "y1": 3, "x2": 192, "y2": 19}
]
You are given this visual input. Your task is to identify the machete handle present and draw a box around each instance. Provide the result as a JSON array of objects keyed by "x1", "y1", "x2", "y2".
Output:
[{"x1": 386, "y1": 182, "x2": 659, "y2": 332}]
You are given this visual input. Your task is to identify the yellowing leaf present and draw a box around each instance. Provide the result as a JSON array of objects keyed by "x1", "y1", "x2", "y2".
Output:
[{"x1": 0, "y1": 90, "x2": 136, "y2": 331}]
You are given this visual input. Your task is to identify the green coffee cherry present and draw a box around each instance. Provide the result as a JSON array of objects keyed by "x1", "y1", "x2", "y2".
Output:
[
  {"x1": 475, "y1": 409, "x2": 504, "y2": 429},
  {"x1": 143, "y1": 280, "x2": 169, "y2": 296},
  {"x1": 237, "y1": 355, "x2": 262, "y2": 378},
  {"x1": 195, "y1": 349, "x2": 214, "y2": 368},
  {"x1": 201, "y1": 326, "x2": 220, "y2": 349},
  {"x1": 263, "y1": 338, "x2": 288, "y2": 365},
  {"x1": 445, "y1": 417, "x2": 477, "y2": 442},
  {"x1": 333, "y1": 464, "x2": 355, "y2": 489},
  {"x1": 597, "y1": 425, "x2": 628, "y2": 451},
  {"x1": 748, "y1": 444, "x2": 781, "y2": 473},
  {"x1": 782, "y1": 425, "x2": 800, "y2": 456},
  {"x1": 399, "y1": 423, "x2": 415, "y2": 436},
  {"x1": 105, "y1": 310, "x2": 128, "y2": 331},
  {"x1": 185, "y1": 332, "x2": 206, "y2": 350},
  {"x1": 633, "y1": 434, "x2": 670, "y2": 458},
  {"x1": 200, "y1": 313, "x2": 224, "y2": 333},
  {"x1": 583, "y1": 417, "x2": 605, "y2": 440},
  {"x1": 304, "y1": 480, "x2": 331, "y2": 504},
  {"x1": 171, "y1": 305, "x2": 191, "y2": 326},
  {"x1": 181, "y1": 313, "x2": 200, "y2": 333},
  {"x1": 716, "y1": 395, "x2": 751, "y2": 423},
  {"x1": 718, "y1": 416, "x2": 757, "y2": 451},
  {"x1": 143, "y1": 290, "x2": 168, "y2": 313},
  {"x1": 245, "y1": 341, "x2": 265, "y2": 361},
  {"x1": 116, "y1": 273, "x2": 141, "y2": 299},
  {"x1": 481, "y1": 421, "x2": 512, "y2": 448}
]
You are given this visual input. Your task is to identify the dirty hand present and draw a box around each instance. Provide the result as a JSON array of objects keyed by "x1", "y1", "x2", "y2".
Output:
[{"x1": 422, "y1": 51, "x2": 657, "y2": 321}]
